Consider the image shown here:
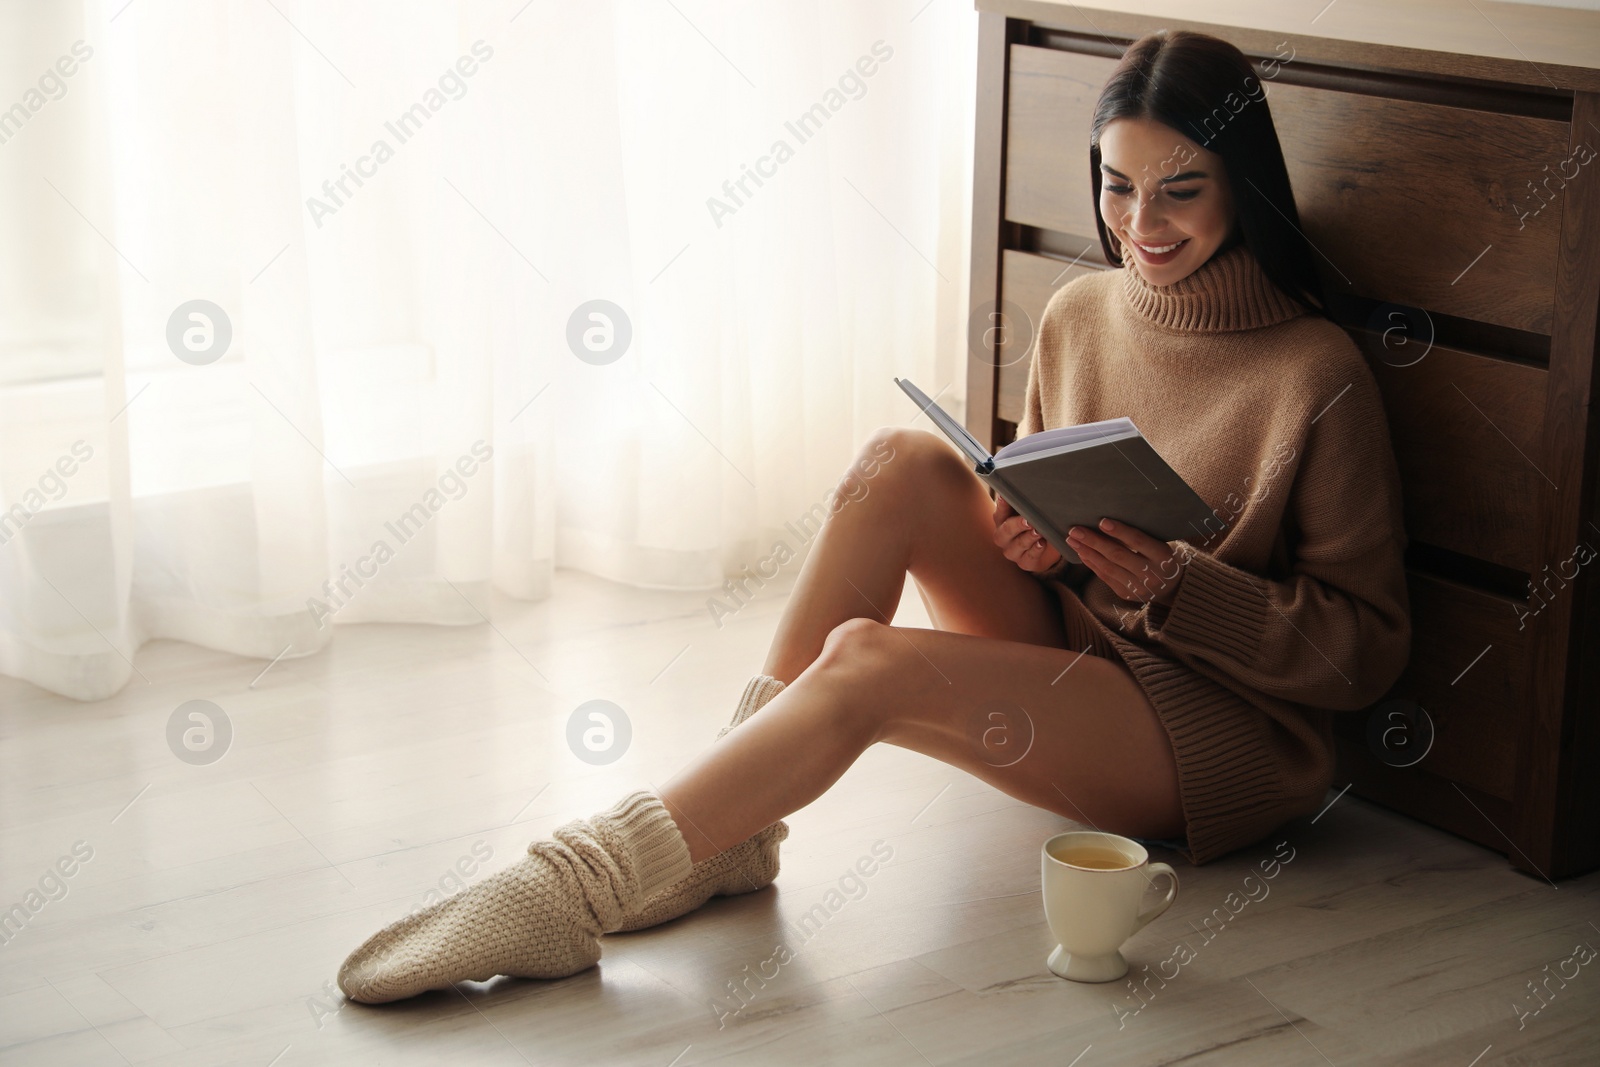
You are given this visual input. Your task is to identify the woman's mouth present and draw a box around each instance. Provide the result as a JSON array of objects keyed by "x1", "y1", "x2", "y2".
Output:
[{"x1": 1128, "y1": 237, "x2": 1189, "y2": 265}]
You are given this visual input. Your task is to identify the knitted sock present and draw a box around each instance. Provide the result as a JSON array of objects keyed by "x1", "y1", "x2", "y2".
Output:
[
  {"x1": 611, "y1": 675, "x2": 791, "y2": 935},
  {"x1": 613, "y1": 818, "x2": 789, "y2": 933},
  {"x1": 716, "y1": 674, "x2": 787, "y2": 740},
  {"x1": 337, "y1": 790, "x2": 693, "y2": 1004}
]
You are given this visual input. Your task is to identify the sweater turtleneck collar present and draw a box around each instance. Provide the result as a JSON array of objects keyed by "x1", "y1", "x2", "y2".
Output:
[{"x1": 1120, "y1": 242, "x2": 1307, "y2": 333}]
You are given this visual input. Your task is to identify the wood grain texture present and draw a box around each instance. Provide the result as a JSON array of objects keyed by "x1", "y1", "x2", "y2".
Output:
[
  {"x1": 1335, "y1": 571, "x2": 1529, "y2": 803},
  {"x1": 1, "y1": 571, "x2": 1595, "y2": 1065},
  {"x1": 1003, "y1": 47, "x2": 1113, "y2": 242},
  {"x1": 1268, "y1": 84, "x2": 1568, "y2": 334},
  {"x1": 1331, "y1": 733, "x2": 1525, "y2": 865},
  {"x1": 1517, "y1": 86, "x2": 1600, "y2": 880},
  {"x1": 1003, "y1": 45, "x2": 1570, "y2": 334},
  {"x1": 978, "y1": 0, "x2": 1600, "y2": 93},
  {"x1": 996, "y1": 249, "x2": 1103, "y2": 424},
  {"x1": 966, "y1": 12, "x2": 1022, "y2": 454},
  {"x1": 979, "y1": 7, "x2": 1600, "y2": 878},
  {"x1": 1363, "y1": 339, "x2": 1548, "y2": 572}
]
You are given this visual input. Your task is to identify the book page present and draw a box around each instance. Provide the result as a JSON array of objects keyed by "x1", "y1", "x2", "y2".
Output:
[
  {"x1": 894, "y1": 377, "x2": 991, "y2": 467},
  {"x1": 993, "y1": 417, "x2": 1138, "y2": 463}
]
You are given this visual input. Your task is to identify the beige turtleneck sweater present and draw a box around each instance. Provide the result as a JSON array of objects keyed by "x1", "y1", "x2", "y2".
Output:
[{"x1": 1017, "y1": 242, "x2": 1412, "y2": 865}]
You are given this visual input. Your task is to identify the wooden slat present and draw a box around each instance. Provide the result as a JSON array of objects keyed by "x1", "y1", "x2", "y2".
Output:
[
  {"x1": 3, "y1": 575, "x2": 1591, "y2": 1064},
  {"x1": 1003, "y1": 47, "x2": 1115, "y2": 243},
  {"x1": 965, "y1": 13, "x2": 1025, "y2": 454},
  {"x1": 1517, "y1": 88, "x2": 1600, "y2": 880},
  {"x1": 978, "y1": 0, "x2": 1600, "y2": 94},
  {"x1": 1003, "y1": 44, "x2": 1569, "y2": 335},
  {"x1": 1333, "y1": 735, "x2": 1519, "y2": 859},
  {"x1": 1360, "y1": 339, "x2": 1547, "y2": 572},
  {"x1": 995, "y1": 250, "x2": 1102, "y2": 425},
  {"x1": 1337, "y1": 570, "x2": 1529, "y2": 801},
  {"x1": 1268, "y1": 85, "x2": 1568, "y2": 334},
  {"x1": 984, "y1": 11, "x2": 1600, "y2": 879}
]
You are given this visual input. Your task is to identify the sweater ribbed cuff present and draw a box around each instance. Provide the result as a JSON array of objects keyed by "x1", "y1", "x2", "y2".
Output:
[
  {"x1": 595, "y1": 790, "x2": 695, "y2": 900},
  {"x1": 1145, "y1": 542, "x2": 1269, "y2": 663}
]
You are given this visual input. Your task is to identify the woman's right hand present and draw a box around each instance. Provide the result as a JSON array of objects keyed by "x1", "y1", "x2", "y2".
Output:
[{"x1": 993, "y1": 496, "x2": 1064, "y2": 574}]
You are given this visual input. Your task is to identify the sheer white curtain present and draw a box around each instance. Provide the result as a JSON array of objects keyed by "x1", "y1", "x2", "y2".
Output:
[{"x1": 0, "y1": 0, "x2": 977, "y2": 702}]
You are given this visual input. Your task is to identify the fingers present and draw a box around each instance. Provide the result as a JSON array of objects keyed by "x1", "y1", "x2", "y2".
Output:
[
  {"x1": 1001, "y1": 529, "x2": 1046, "y2": 567},
  {"x1": 998, "y1": 508, "x2": 1173, "y2": 583},
  {"x1": 1069, "y1": 526, "x2": 1139, "y2": 576},
  {"x1": 997, "y1": 515, "x2": 1035, "y2": 541},
  {"x1": 1066, "y1": 536, "x2": 1131, "y2": 590},
  {"x1": 1093, "y1": 517, "x2": 1164, "y2": 555},
  {"x1": 1068, "y1": 520, "x2": 1175, "y2": 601},
  {"x1": 994, "y1": 515, "x2": 1039, "y2": 557},
  {"x1": 994, "y1": 512, "x2": 1059, "y2": 573},
  {"x1": 1016, "y1": 528, "x2": 1062, "y2": 573},
  {"x1": 1017, "y1": 544, "x2": 1058, "y2": 574},
  {"x1": 1069, "y1": 519, "x2": 1159, "y2": 569}
]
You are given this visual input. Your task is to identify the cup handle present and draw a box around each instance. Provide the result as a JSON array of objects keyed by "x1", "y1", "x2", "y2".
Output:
[{"x1": 1128, "y1": 862, "x2": 1178, "y2": 937}]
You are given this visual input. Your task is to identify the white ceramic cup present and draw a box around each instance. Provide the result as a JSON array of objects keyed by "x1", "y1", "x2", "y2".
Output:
[{"x1": 1041, "y1": 830, "x2": 1178, "y2": 982}]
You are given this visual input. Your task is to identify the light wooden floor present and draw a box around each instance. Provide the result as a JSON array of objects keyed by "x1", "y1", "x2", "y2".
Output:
[{"x1": 1, "y1": 570, "x2": 1596, "y2": 1066}]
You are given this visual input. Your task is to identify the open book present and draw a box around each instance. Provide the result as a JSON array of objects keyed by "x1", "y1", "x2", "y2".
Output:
[{"x1": 894, "y1": 377, "x2": 1222, "y2": 566}]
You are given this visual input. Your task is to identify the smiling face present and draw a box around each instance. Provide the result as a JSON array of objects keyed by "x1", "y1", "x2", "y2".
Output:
[{"x1": 1097, "y1": 116, "x2": 1238, "y2": 286}]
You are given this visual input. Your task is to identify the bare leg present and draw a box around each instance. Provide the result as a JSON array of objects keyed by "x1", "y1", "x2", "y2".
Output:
[
  {"x1": 657, "y1": 426, "x2": 1183, "y2": 861},
  {"x1": 762, "y1": 428, "x2": 1069, "y2": 682},
  {"x1": 339, "y1": 427, "x2": 1181, "y2": 1003},
  {"x1": 663, "y1": 617, "x2": 1183, "y2": 863},
  {"x1": 661, "y1": 426, "x2": 1182, "y2": 864}
]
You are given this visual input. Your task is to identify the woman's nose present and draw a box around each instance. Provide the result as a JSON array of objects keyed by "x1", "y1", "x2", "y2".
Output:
[{"x1": 1124, "y1": 186, "x2": 1166, "y2": 234}]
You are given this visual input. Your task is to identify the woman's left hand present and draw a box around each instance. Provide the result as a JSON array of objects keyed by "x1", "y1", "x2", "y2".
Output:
[{"x1": 1066, "y1": 518, "x2": 1183, "y2": 607}]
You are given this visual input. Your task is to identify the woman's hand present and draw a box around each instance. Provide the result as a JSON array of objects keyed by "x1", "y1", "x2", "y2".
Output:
[
  {"x1": 1067, "y1": 518, "x2": 1183, "y2": 606},
  {"x1": 993, "y1": 496, "x2": 1064, "y2": 574}
]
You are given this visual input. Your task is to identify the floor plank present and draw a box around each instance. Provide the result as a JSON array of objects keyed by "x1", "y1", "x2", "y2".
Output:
[{"x1": 1, "y1": 569, "x2": 1596, "y2": 1065}]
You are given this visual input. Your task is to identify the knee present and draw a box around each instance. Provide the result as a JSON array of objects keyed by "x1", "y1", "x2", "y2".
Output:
[
  {"x1": 814, "y1": 617, "x2": 899, "y2": 678},
  {"x1": 852, "y1": 427, "x2": 966, "y2": 496},
  {"x1": 810, "y1": 618, "x2": 901, "y2": 740}
]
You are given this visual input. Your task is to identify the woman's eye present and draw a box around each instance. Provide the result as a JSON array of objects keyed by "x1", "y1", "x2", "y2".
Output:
[
  {"x1": 1167, "y1": 189, "x2": 1200, "y2": 201},
  {"x1": 1106, "y1": 184, "x2": 1133, "y2": 195}
]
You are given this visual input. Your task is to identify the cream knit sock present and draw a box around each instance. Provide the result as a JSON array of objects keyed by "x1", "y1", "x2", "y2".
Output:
[
  {"x1": 716, "y1": 674, "x2": 787, "y2": 740},
  {"x1": 613, "y1": 818, "x2": 789, "y2": 933},
  {"x1": 612, "y1": 675, "x2": 791, "y2": 935},
  {"x1": 337, "y1": 789, "x2": 693, "y2": 1004}
]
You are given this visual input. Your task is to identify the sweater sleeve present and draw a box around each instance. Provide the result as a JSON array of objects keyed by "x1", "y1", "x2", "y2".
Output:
[{"x1": 1136, "y1": 367, "x2": 1412, "y2": 711}]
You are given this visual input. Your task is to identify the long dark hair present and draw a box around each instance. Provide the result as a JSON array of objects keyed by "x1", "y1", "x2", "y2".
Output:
[{"x1": 1090, "y1": 30, "x2": 1327, "y2": 317}]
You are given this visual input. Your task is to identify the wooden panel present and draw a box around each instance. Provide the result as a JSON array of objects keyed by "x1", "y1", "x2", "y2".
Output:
[
  {"x1": 1358, "y1": 337, "x2": 1547, "y2": 573},
  {"x1": 1269, "y1": 85, "x2": 1568, "y2": 334},
  {"x1": 995, "y1": 250, "x2": 1102, "y2": 425},
  {"x1": 984, "y1": 13, "x2": 1600, "y2": 878},
  {"x1": 1003, "y1": 45, "x2": 1569, "y2": 334},
  {"x1": 1565, "y1": 480, "x2": 1600, "y2": 875},
  {"x1": 981, "y1": 0, "x2": 1600, "y2": 94},
  {"x1": 965, "y1": 12, "x2": 1019, "y2": 454},
  {"x1": 1004, "y1": 47, "x2": 1115, "y2": 241},
  {"x1": 1333, "y1": 735, "x2": 1518, "y2": 859},
  {"x1": 1518, "y1": 87, "x2": 1600, "y2": 880},
  {"x1": 1336, "y1": 570, "x2": 1529, "y2": 801}
]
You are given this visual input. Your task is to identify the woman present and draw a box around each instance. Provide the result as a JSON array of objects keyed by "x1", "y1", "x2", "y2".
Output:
[{"x1": 337, "y1": 29, "x2": 1411, "y2": 1004}]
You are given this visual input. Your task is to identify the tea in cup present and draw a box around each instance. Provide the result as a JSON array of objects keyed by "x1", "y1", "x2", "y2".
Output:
[{"x1": 1041, "y1": 830, "x2": 1178, "y2": 982}]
